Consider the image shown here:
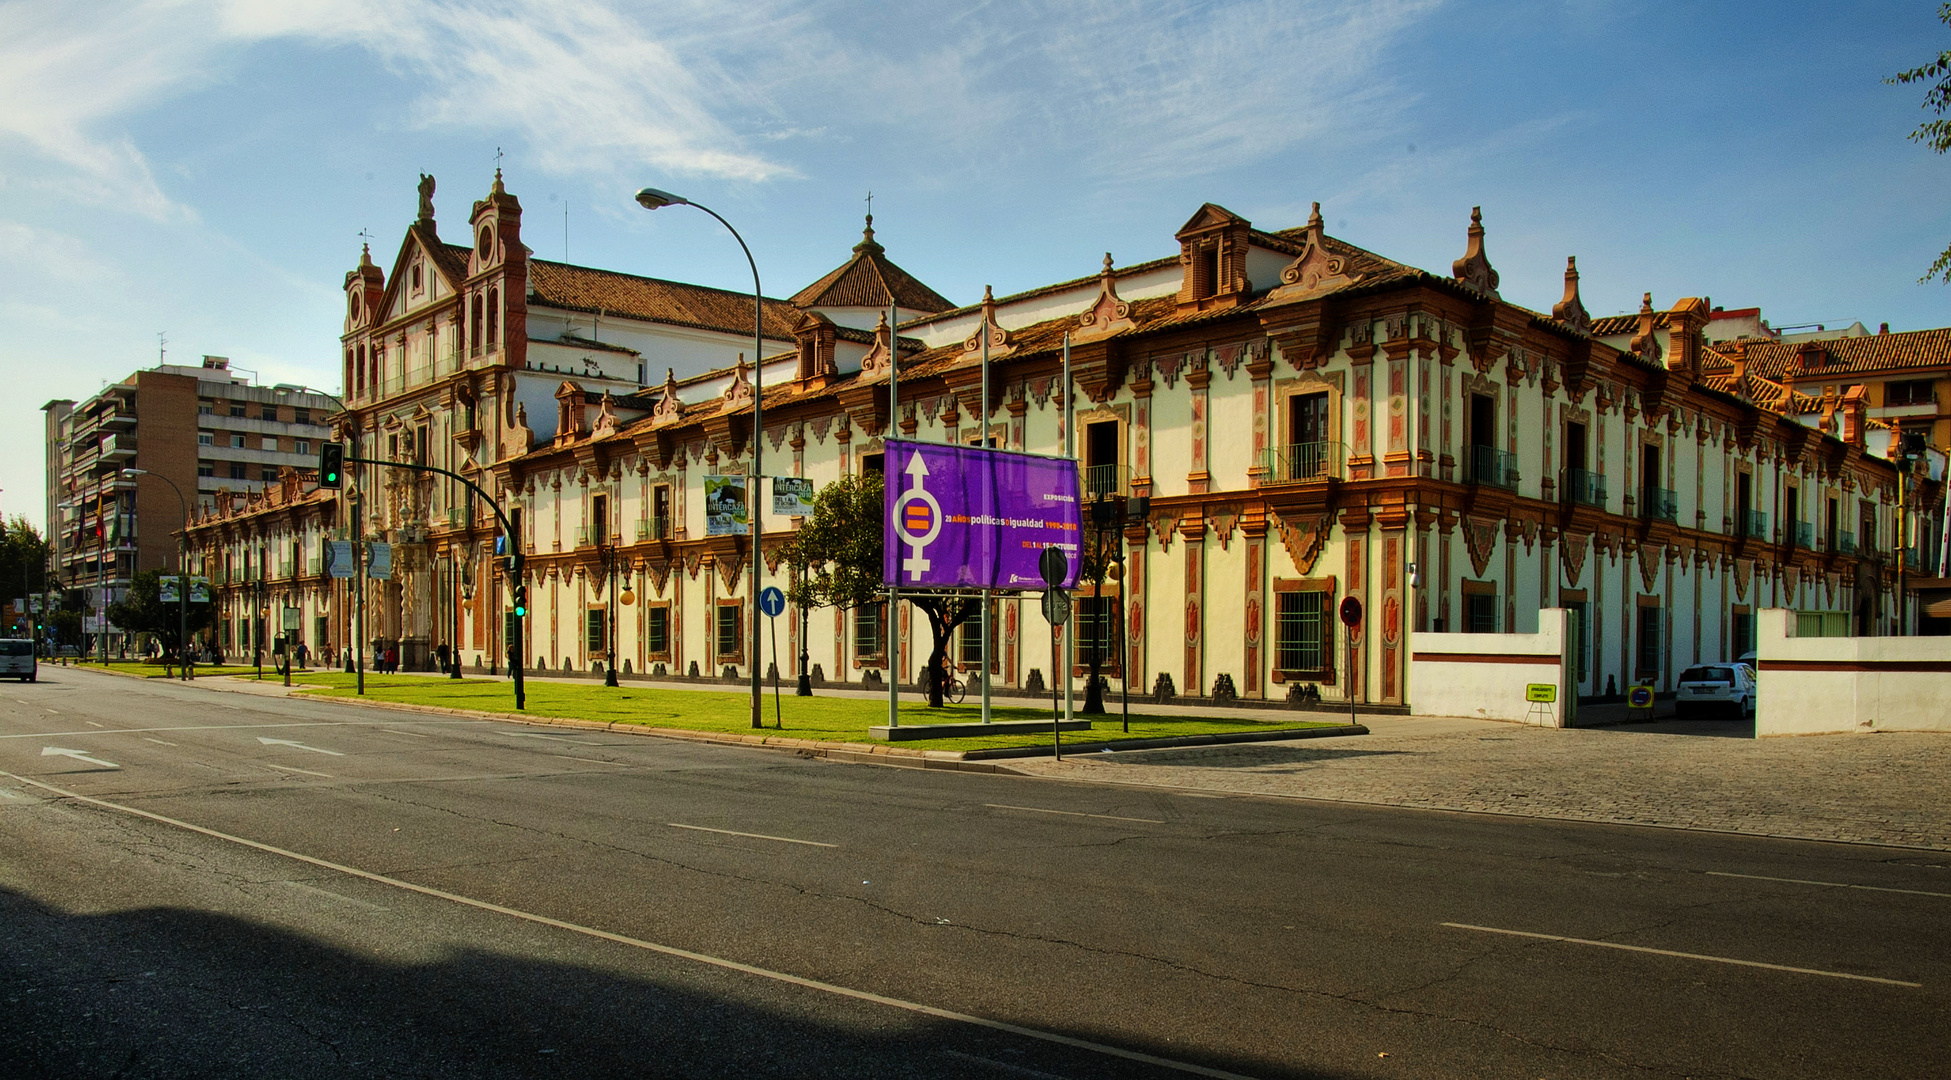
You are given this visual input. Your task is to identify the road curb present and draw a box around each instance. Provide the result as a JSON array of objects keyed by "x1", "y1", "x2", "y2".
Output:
[{"x1": 199, "y1": 682, "x2": 1364, "y2": 773}]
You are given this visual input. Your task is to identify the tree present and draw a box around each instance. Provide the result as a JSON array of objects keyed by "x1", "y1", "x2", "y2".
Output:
[
  {"x1": 0, "y1": 517, "x2": 48, "y2": 638},
  {"x1": 1890, "y1": 5, "x2": 1951, "y2": 282},
  {"x1": 107, "y1": 569, "x2": 212, "y2": 656},
  {"x1": 779, "y1": 470, "x2": 977, "y2": 708}
]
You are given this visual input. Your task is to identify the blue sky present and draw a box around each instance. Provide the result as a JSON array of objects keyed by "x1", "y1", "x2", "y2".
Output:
[{"x1": 4, "y1": 0, "x2": 1948, "y2": 532}]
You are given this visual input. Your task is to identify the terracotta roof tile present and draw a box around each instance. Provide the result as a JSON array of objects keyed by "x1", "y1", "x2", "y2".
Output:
[
  {"x1": 1702, "y1": 328, "x2": 1951, "y2": 382},
  {"x1": 527, "y1": 259, "x2": 801, "y2": 341},
  {"x1": 790, "y1": 223, "x2": 953, "y2": 313}
]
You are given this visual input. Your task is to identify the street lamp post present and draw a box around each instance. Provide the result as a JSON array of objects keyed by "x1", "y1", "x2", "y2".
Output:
[
  {"x1": 636, "y1": 186, "x2": 766, "y2": 729},
  {"x1": 120, "y1": 469, "x2": 191, "y2": 678}
]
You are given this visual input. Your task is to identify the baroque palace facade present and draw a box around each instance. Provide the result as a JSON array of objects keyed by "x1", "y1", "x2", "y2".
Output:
[{"x1": 181, "y1": 174, "x2": 1946, "y2": 705}]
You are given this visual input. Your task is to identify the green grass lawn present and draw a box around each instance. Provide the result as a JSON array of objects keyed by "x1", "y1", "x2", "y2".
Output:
[{"x1": 284, "y1": 673, "x2": 1340, "y2": 751}]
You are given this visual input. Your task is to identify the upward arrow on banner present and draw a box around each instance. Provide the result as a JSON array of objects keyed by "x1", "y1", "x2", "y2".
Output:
[{"x1": 899, "y1": 450, "x2": 939, "y2": 581}]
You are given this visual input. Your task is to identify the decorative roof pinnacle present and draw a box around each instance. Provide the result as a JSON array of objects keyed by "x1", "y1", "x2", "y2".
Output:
[
  {"x1": 1552, "y1": 256, "x2": 1591, "y2": 332},
  {"x1": 853, "y1": 213, "x2": 883, "y2": 255},
  {"x1": 491, "y1": 168, "x2": 505, "y2": 196},
  {"x1": 1450, "y1": 205, "x2": 1499, "y2": 298}
]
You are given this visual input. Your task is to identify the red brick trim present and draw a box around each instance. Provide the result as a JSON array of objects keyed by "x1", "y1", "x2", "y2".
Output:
[{"x1": 1412, "y1": 652, "x2": 1561, "y2": 665}]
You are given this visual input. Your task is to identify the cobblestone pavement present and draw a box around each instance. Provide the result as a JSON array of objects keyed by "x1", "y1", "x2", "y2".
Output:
[{"x1": 1008, "y1": 714, "x2": 1951, "y2": 850}]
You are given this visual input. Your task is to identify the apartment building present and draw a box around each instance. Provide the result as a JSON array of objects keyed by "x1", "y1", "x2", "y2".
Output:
[{"x1": 43, "y1": 358, "x2": 337, "y2": 650}]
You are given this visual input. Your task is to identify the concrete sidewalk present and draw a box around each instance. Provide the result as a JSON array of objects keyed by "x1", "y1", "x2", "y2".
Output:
[{"x1": 1008, "y1": 713, "x2": 1951, "y2": 850}]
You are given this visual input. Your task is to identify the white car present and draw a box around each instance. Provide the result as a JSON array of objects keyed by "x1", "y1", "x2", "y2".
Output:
[
  {"x1": 0, "y1": 638, "x2": 36, "y2": 682},
  {"x1": 1676, "y1": 663, "x2": 1755, "y2": 719}
]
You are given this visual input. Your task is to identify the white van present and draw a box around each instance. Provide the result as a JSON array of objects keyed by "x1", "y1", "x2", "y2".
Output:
[{"x1": 0, "y1": 639, "x2": 36, "y2": 682}]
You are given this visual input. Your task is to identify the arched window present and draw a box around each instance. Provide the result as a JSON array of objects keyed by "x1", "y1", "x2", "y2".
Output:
[
  {"x1": 345, "y1": 349, "x2": 355, "y2": 397},
  {"x1": 471, "y1": 295, "x2": 483, "y2": 356},
  {"x1": 486, "y1": 287, "x2": 499, "y2": 347}
]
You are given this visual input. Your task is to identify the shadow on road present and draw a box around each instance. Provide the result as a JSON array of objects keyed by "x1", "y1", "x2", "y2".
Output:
[{"x1": 0, "y1": 886, "x2": 1341, "y2": 1080}]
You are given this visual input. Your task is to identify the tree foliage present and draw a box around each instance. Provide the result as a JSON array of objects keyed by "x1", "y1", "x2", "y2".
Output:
[
  {"x1": 1890, "y1": 4, "x2": 1951, "y2": 282},
  {"x1": 781, "y1": 471, "x2": 886, "y2": 614},
  {"x1": 106, "y1": 569, "x2": 212, "y2": 653},
  {"x1": 778, "y1": 470, "x2": 977, "y2": 707}
]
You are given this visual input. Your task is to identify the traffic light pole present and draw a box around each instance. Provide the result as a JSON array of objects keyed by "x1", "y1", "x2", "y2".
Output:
[{"x1": 340, "y1": 453, "x2": 524, "y2": 711}]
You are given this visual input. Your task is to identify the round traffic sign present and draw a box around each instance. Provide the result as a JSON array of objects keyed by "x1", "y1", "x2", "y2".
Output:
[
  {"x1": 1339, "y1": 596, "x2": 1364, "y2": 627},
  {"x1": 1039, "y1": 545, "x2": 1068, "y2": 587},
  {"x1": 1628, "y1": 685, "x2": 1653, "y2": 708},
  {"x1": 759, "y1": 586, "x2": 786, "y2": 618}
]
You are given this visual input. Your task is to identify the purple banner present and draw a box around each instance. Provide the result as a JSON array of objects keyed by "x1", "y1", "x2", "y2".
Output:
[{"x1": 883, "y1": 440, "x2": 1081, "y2": 589}]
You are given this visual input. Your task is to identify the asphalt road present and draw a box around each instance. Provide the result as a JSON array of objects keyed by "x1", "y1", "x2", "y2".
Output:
[{"x1": 1, "y1": 669, "x2": 1946, "y2": 1079}]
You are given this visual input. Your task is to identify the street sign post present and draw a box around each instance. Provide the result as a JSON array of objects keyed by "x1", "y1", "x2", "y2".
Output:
[
  {"x1": 760, "y1": 586, "x2": 786, "y2": 726},
  {"x1": 1339, "y1": 596, "x2": 1363, "y2": 727}
]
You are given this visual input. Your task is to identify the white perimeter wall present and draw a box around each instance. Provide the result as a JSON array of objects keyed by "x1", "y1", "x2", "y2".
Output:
[
  {"x1": 1755, "y1": 608, "x2": 1951, "y2": 735},
  {"x1": 1410, "y1": 608, "x2": 1573, "y2": 726}
]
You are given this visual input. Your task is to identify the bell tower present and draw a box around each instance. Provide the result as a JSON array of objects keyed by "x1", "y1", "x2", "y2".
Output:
[{"x1": 467, "y1": 170, "x2": 527, "y2": 372}]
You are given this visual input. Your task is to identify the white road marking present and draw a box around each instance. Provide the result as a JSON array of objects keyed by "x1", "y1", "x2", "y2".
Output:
[
  {"x1": 0, "y1": 720, "x2": 484, "y2": 740},
  {"x1": 1442, "y1": 922, "x2": 1921, "y2": 987},
  {"x1": 259, "y1": 762, "x2": 333, "y2": 778},
  {"x1": 0, "y1": 771, "x2": 1249, "y2": 1080},
  {"x1": 83, "y1": 720, "x2": 102, "y2": 727},
  {"x1": 143, "y1": 738, "x2": 177, "y2": 746},
  {"x1": 985, "y1": 803, "x2": 1164, "y2": 825},
  {"x1": 1707, "y1": 871, "x2": 1951, "y2": 900},
  {"x1": 667, "y1": 823, "x2": 837, "y2": 848},
  {"x1": 378, "y1": 728, "x2": 429, "y2": 738},
  {"x1": 257, "y1": 737, "x2": 344, "y2": 757},
  {"x1": 41, "y1": 747, "x2": 119, "y2": 769}
]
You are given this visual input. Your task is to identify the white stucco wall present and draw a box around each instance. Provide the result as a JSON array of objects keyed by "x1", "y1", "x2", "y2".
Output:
[
  {"x1": 1754, "y1": 607, "x2": 1951, "y2": 735},
  {"x1": 1409, "y1": 608, "x2": 1573, "y2": 725}
]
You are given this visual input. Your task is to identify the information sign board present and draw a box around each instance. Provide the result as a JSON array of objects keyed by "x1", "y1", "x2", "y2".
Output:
[{"x1": 883, "y1": 440, "x2": 1081, "y2": 590}]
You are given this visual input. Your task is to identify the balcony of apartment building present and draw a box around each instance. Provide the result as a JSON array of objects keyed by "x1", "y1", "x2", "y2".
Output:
[
  {"x1": 1869, "y1": 379, "x2": 1939, "y2": 421},
  {"x1": 99, "y1": 433, "x2": 135, "y2": 464},
  {"x1": 1557, "y1": 466, "x2": 1607, "y2": 532}
]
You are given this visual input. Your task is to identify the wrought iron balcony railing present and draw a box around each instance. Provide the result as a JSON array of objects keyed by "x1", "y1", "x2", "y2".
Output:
[{"x1": 1562, "y1": 468, "x2": 1606, "y2": 508}]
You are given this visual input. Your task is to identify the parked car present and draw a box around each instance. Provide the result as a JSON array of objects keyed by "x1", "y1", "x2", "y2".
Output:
[{"x1": 1676, "y1": 663, "x2": 1756, "y2": 719}]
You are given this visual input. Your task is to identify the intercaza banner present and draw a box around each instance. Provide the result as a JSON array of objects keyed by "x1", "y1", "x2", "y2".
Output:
[{"x1": 883, "y1": 440, "x2": 1081, "y2": 589}]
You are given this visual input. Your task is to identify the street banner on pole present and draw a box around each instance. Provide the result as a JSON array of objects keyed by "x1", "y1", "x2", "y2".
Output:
[
  {"x1": 771, "y1": 477, "x2": 815, "y2": 517},
  {"x1": 324, "y1": 540, "x2": 354, "y2": 579},
  {"x1": 883, "y1": 440, "x2": 1082, "y2": 589},
  {"x1": 158, "y1": 576, "x2": 180, "y2": 603},
  {"x1": 367, "y1": 542, "x2": 393, "y2": 580},
  {"x1": 189, "y1": 578, "x2": 211, "y2": 603},
  {"x1": 704, "y1": 474, "x2": 748, "y2": 536}
]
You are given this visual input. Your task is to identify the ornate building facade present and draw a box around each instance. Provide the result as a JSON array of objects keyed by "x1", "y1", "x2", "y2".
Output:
[{"x1": 184, "y1": 175, "x2": 1947, "y2": 703}]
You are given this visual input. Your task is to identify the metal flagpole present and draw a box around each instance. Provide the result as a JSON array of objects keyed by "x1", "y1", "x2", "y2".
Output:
[
  {"x1": 980, "y1": 312, "x2": 992, "y2": 724},
  {"x1": 887, "y1": 299, "x2": 900, "y2": 729},
  {"x1": 1062, "y1": 332, "x2": 1074, "y2": 730}
]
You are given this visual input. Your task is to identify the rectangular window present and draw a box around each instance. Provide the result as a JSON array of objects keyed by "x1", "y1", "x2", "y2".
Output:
[
  {"x1": 1275, "y1": 590, "x2": 1326, "y2": 672},
  {"x1": 1072, "y1": 595, "x2": 1117, "y2": 671},
  {"x1": 1084, "y1": 420, "x2": 1121, "y2": 500},
  {"x1": 959, "y1": 601, "x2": 995, "y2": 666},
  {"x1": 585, "y1": 609, "x2": 606, "y2": 655},
  {"x1": 1564, "y1": 599, "x2": 1590, "y2": 684},
  {"x1": 261, "y1": 437, "x2": 278, "y2": 452},
  {"x1": 1636, "y1": 604, "x2": 1662, "y2": 679},
  {"x1": 229, "y1": 463, "x2": 247, "y2": 480},
  {"x1": 260, "y1": 468, "x2": 278, "y2": 482},
  {"x1": 853, "y1": 604, "x2": 884, "y2": 660},
  {"x1": 861, "y1": 453, "x2": 885, "y2": 476},
  {"x1": 1466, "y1": 588, "x2": 1498, "y2": 634},
  {"x1": 198, "y1": 402, "x2": 214, "y2": 415},
  {"x1": 716, "y1": 603, "x2": 743, "y2": 661},
  {"x1": 591, "y1": 494, "x2": 609, "y2": 546},
  {"x1": 261, "y1": 405, "x2": 279, "y2": 422},
  {"x1": 295, "y1": 439, "x2": 310, "y2": 455},
  {"x1": 1886, "y1": 379, "x2": 1935, "y2": 407},
  {"x1": 644, "y1": 606, "x2": 670, "y2": 658},
  {"x1": 651, "y1": 485, "x2": 671, "y2": 538},
  {"x1": 197, "y1": 464, "x2": 215, "y2": 478},
  {"x1": 197, "y1": 431, "x2": 214, "y2": 446},
  {"x1": 294, "y1": 408, "x2": 311, "y2": 426},
  {"x1": 229, "y1": 403, "x2": 246, "y2": 417},
  {"x1": 1731, "y1": 609, "x2": 1756, "y2": 658},
  {"x1": 231, "y1": 434, "x2": 247, "y2": 449}
]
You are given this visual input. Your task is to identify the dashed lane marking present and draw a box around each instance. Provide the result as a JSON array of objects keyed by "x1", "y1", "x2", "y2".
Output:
[
  {"x1": 985, "y1": 803, "x2": 1165, "y2": 825},
  {"x1": 1707, "y1": 871, "x2": 1951, "y2": 900},
  {"x1": 667, "y1": 823, "x2": 837, "y2": 848},
  {"x1": 1, "y1": 771, "x2": 1252, "y2": 1080}
]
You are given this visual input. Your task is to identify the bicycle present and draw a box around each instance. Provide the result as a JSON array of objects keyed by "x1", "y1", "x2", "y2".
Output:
[{"x1": 925, "y1": 665, "x2": 967, "y2": 704}]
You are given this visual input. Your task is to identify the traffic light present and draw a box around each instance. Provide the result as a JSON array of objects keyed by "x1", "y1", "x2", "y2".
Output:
[
  {"x1": 512, "y1": 584, "x2": 528, "y2": 618},
  {"x1": 319, "y1": 442, "x2": 345, "y2": 488}
]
